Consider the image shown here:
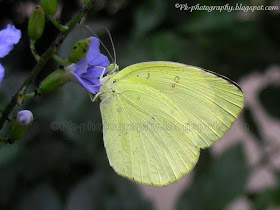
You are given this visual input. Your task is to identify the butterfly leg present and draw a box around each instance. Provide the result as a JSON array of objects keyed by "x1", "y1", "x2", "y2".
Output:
[{"x1": 89, "y1": 92, "x2": 101, "y2": 102}]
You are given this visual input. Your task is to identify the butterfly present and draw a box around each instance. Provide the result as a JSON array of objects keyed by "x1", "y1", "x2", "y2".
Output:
[
  {"x1": 84, "y1": 29, "x2": 244, "y2": 186},
  {"x1": 93, "y1": 61, "x2": 244, "y2": 186}
]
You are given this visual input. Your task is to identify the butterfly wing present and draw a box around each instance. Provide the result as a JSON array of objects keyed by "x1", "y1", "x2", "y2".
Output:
[{"x1": 100, "y1": 61, "x2": 244, "y2": 186}]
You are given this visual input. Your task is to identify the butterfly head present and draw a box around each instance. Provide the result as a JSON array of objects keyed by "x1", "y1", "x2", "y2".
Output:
[{"x1": 107, "y1": 63, "x2": 119, "y2": 74}]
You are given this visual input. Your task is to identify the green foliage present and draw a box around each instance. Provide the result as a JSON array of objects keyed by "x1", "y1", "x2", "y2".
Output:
[{"x1": 176, "y1": 144, "x2": 249, "y2": 210}]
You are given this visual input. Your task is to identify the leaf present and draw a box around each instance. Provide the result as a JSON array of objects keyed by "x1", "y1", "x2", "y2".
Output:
[{"x1": 176, "y1": 143, "x2": 249, "y2": 210}]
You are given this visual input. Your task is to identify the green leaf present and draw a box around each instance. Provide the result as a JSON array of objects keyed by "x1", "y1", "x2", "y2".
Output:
[{"x1": 176, "y1": 143, "x2": 249, "y2": 210}]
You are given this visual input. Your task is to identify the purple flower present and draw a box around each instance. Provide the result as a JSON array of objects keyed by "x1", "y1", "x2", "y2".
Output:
[
  {"x1": 0, "y1": 24, "x2": 21, "y2": 84},
  {"x1": 66, "y1": 36, "x2": 110, "y2": 94}
]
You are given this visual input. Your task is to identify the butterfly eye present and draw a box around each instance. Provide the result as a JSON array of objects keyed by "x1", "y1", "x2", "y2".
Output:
[{"x1": 68, "y1": 38, "x2": 91, "y2": 63}]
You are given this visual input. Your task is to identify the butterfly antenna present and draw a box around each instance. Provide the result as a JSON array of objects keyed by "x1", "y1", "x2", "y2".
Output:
[
  {"x1": 103, "y1": 27, "x2": 117, "y2": 65},
  {"x1": 83, "y1": 24, "x2": 114, "y2": 63}
]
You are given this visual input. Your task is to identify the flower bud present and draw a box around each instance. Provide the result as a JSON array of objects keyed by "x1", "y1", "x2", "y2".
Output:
[
  {"x1": 68, "y1": 38, "x2": 91, "y2": 63},
  {"x1": 28, "y1": 5, "x2": 45, "y2": 41},
  {"x1": 9, "y1": 110, "x2": 34, "y2": 141},
  {"x1": 40, "y1": 0, "x2": 58, "y2": 16},
  {"x1": 17, "y1": 110, "x2": 34, "y2": 126},
  {"x1": 37, "y1": 68, "x2": 72, "y2": 94}
]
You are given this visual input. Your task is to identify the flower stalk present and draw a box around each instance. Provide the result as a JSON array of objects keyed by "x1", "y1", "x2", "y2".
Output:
[
  {"x1": 30, "y1": 40, "x2": 40, "y2": 61},
  {"x1": 50, "y1": 16, "x2": 69, "y2": 33}
]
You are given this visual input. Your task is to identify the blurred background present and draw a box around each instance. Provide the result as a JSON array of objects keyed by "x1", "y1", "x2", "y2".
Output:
[{"x1": 0, "y1": 0, "x2": 280, "y2": 209}]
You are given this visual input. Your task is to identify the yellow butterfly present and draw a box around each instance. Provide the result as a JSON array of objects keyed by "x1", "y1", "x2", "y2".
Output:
[{"x1": 94, "y1": 61, "x2": 243, "y2": 186}]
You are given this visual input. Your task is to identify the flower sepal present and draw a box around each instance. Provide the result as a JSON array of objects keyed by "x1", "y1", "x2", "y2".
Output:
[
  {"x1": 37, "y1": 68, "x2": 73, "y2": 94},
  {"x1": 68, "y1": 38, "x2": 91, "y2": 63}
]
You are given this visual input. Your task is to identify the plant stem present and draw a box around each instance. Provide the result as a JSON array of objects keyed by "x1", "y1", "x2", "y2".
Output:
[
  {"x1": 24, "y1": 92, "x2": 36, "y2": 99},
  {"x1": 52, "y1": 54, "x2": 71, "y2": 65},
  {"x1": 50, "y1": 16, "x2": 69, "y2": 33},
  {"x1": 30, "y1": 40, "x2": 40, "y2": 61},
  {"x1": 0, "y1": 0, "x2": 96, "y2": 130}
]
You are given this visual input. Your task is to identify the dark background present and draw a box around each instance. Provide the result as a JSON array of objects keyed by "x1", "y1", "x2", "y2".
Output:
[{"x1": 0, "y1": 0, "x2": 280, "y2": 209}]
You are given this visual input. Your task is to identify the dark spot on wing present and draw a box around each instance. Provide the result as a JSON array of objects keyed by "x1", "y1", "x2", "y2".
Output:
[
  {"x1": 174, "y1": 76, "x2": 180, "y2": 83},
  {"x1": 117, "y1": 108, "x2": 122, "y2": 112},
  {"x1": 146, "y1": 73, "x2": 150, "y2": 79},
  {"x1": 172, "y1": 83, "x2": 175, "y2": 88}
]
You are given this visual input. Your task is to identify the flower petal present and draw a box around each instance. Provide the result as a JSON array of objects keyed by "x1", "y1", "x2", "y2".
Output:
[
  {"x1": 81, "y1": 66, "x2": 107, "y2": 79},
  {"x1": 72, "y1": 56, "x2": 88, "y2": 76},
  {"x1": 0, "y1": 24, "x2": 21, "y2": 58},
  {"x1": 72, "y1": 71, "x2": 101, "y2": 94},
  {"x1": 0, "y1": 63, "x2": 4, "y2": 84},
  {"x1": 87, "y1": 36, "x2": 110, "y2": 67}
]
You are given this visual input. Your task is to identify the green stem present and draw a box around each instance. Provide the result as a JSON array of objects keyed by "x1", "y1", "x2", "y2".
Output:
[
  {"x1": 0, "y1": 0, "x2": 96, "y2": 130},
  {"x1": 24, "y1": 92, "x2": 36, "y2": 99},
  {"x1": 50, "y1": 16, "x2": 69, "y2": 33},
  {"x1": 30, "y1": 39, "x2": 40, "y2": 61},
  {"x1": 52, "y1": 54, "x2": 71, "y2": 65}
]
